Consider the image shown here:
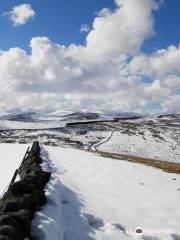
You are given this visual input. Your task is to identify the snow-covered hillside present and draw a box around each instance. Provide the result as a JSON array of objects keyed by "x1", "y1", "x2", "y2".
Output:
[
  {"x1": 32, "y1": 146, "x2": 180, "y2": 240},
  {"x1": 0, "y1": 114, "x2": 179, "y2": 239},
  {"x1": 0, "y1": 111, "x2": 141, "y2": 130},
  {"x1": 97, "y1": 129, "x2": 180, "y2": 163},
  {"x1": 0, "y1": 144, "x2": 28, "y2": 196},
  {"x1": 0, "y1": 114, "x2": 179, "y2": 163}
]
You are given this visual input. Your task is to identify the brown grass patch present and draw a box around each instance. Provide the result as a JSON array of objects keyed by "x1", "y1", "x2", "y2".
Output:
[{"x1": 97, "y1": 151, "x2": 180, "y2": 174}]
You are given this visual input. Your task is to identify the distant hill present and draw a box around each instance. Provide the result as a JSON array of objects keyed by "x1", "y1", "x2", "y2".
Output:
[
  {"x1": 0, "y1": 110, "x2": 144, "y2": 123},
  {"x1": 0, "y1": 112, "x2": 36, "y2": 121},
  {"x1": 158, "y1": 114, "x2": 180, "y2": 119}
]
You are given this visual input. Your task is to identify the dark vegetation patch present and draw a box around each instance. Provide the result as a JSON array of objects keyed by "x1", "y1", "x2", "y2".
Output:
[
  {"x1": 98, "y1": 151, "x2": 180, "y2": 174},
  {"x1": 0, "y1": 129, "x2": 85, "y2": 149},
  {"x1": 148, "y1": 128, "x2": 165, "y2": 141}
]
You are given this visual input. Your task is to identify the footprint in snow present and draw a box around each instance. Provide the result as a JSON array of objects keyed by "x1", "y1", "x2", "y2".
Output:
[
  {"x1": 142, "y1": 236, "x2": 160, "y2": 240},
  {"x1": 62, "y1": 199, "x2": 69, "y2": 205},
  {"x1": 59, "y1": 169, "x2": 68, "y2": 174},
  {"x1": 113, "y1": 223, "x2": 126, "y2": 232},
  {"x1": 141, "y1": 233, "x2": 180, "y2": 240},
  {"x1": 171, "y1": 234, "x2": 180, "y2": 240},
  {"x1": 84, "y1": 213, "x2": 104, "y2": 230},
  {"x1": 84, "y1": 213, "x2": 127, "y2": 234},
  {"x1": 102, "y1": 222, "x2": 127, "y2": 234},
  {"x1": 47, "y1": 162, "x2": 59, "y2": 173}
]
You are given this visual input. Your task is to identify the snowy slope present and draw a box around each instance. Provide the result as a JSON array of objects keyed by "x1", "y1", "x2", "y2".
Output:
[
  {"x1": 32, "y1": 146, "x2": 180, "y2": 240},
  {"x1": 0, "y1": 119, "x2": 67, "y2": 130},
  {"x1": 97, "y1": 130, "x2": 180, "y2": 163},
  {"x1": 0, "y1": 143, "x2": 28, "y2": 197}
]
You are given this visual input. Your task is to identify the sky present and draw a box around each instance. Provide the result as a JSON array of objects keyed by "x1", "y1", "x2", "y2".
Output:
[{"x1": 0, "y1": 0, "x2": 180, "y2": 115}]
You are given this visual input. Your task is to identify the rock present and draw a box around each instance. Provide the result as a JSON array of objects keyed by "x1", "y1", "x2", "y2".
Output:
[
  {"x1": 0, "y1": 225, "x2": 23, "y2": 240},
  {"x1": 2, "y1": 199, "x2": 20, "y2": 213},
  {"x1": 0, "y1": 215, "x2": 22, "y2": 236},
  {"x1": 9, "y1": 181, "x2": 36, "y2": 197},
  {"x1": 0, "y1": 141, "x2": 51, "y2": 239},
  {"x1": 20, "y1": 194, "x2": 34, "y2": 210},
  {"x1": 0, "y1": 234, "x2": 14, "y2": 240},
  {"x1": 8, "y1": 210, "x2": 31, "y2": 237}
]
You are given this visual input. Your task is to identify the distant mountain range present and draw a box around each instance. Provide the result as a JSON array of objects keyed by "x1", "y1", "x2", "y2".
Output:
[
  {"x1": 0, "y1": 111, "x2": 144, "y2": 122},
  {"x1": 0, "y1": 112, "x2": 36, "y2": 121},
  {"x1": 158, "y1": 114, "x2": 180, "y2": 119},
  {"x1": 0, "y1": 111, "x2": 179, "y2": 124}
]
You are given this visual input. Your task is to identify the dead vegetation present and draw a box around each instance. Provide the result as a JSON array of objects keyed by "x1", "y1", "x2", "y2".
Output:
[
  {"x1": 148, "y1": 128, "x2": 165, "y2": 141},
  {"x1": 97, "y1": 151, "x2": 180, "y2": 174}
]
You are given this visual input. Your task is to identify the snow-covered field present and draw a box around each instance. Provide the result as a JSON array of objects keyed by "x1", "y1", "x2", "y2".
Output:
[
  {"x1": 32, "y1": 146, "x2": 180, "y2": 240},
  {"x1": 0, "y1": 113, "x2": 180, "y2": 239},
  {"x1": 0, "y1": 119, "x2": 66, "y2": 130},
  {"x1": 0, "y1": 143, "x2": 28, "y2": 197},
  {"x1": 0, "y1": 113, "x2": 179, "y2": 164},
  {"x1": 97, "y1": 130, "x2": 180, "y2": 163}
]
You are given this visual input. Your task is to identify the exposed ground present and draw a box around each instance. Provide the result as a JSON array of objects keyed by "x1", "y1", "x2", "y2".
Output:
[{"x1": 97, "y1": 151, "x2": 180, "y2": 174}]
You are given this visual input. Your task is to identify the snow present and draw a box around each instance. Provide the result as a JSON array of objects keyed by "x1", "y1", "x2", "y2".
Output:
[
  {"x1": 32, "y1": 146, "x2": 180, "y2": 240},
  {"x1": 91, "y1": 130, "x2": 114, "y2": 151},
  {"x1": 31, "y1": 146, "x2": 64, "y2": 240},
  {"x1": 97, "y1": 130, "x2": 180, "y2": 163},
  {"x1": 0, "y1": 143, "x2": 28, "y2": 197},
  {"x1": 0, "y1": 119, "x2": 66, "y2": 130}
]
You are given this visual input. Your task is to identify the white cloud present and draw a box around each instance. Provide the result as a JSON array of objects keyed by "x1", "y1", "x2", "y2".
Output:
[
  {"x1": 83, "y1": 0, "x2": 157, "y2": 62},
  {"x1": 4, "y1": 4, "x2": 35, "y2": 26},
  {"x1": 128, "y1": 44, "x2": 180, "y2": 77},
  {"x1": 0, "y1": 0, "x2": 179, "y2": 114},
  {"x1": 80, "y1": 24, "x2": 90, "y2": 33}
]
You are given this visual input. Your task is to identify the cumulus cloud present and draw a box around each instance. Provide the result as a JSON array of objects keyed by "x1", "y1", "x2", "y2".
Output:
[
  {"x1": 128, "y1": 44, "x2": 180, "y2": 77},
  {"x1": 83, "y1": 0, "x2": 157, "y2": 62},
  {"x1": 4, "y1": 4, "x2": 35, "y2": 26},
  {"x1": 80, "y1": 24, "x2": 90, "y2": 33},
  {"x1": 0, "y1": 0, "x2": 179, "y2": 114}
]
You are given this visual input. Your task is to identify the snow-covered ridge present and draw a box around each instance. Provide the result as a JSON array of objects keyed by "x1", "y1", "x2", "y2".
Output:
[{"x1": 0, "y1": 111, "x2": 144, "y2": 130}]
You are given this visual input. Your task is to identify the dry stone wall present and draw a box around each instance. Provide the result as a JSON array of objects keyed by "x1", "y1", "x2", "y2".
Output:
[{"x1": 0, "y1": 141, "x2": 51, "y2": 240}]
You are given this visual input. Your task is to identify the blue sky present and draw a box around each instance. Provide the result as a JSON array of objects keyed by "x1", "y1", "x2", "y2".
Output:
[
  {"x1": 0, "y1": 0, "x2": 116, "y2": 51},
  {"x1": 0, "y1": 0, "x2": 180, "y2": 114},
  {"x1": 0, "y1": 0, "x2": 180, "y2": 53},
  {"x1": 142, "y1": 0, "x2": 180, "y2": 53}
]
